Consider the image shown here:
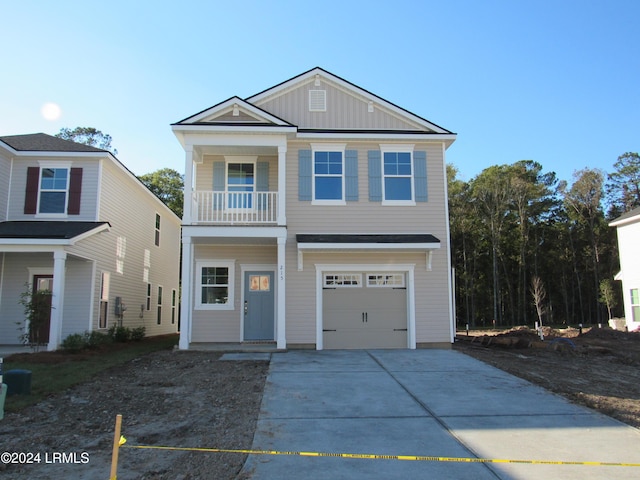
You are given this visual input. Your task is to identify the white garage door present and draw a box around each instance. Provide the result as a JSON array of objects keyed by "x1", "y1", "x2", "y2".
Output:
[{"x1": 323, "y1": 272, "x2": 408, "y2": 349}]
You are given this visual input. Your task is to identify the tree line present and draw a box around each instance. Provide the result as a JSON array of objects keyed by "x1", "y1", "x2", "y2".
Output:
[{"x1": 448, "y1": 153, "x2": 640, "y2": 329}]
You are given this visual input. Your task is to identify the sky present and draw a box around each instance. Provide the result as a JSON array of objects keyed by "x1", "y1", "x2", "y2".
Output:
[{"x1": 1, "y1": 0, "x2": 638, "y2": 183}]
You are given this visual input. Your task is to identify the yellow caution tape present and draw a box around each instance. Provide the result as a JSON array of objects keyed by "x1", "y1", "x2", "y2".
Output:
[{"x1": 120, "y1": 444, "x2": 640, "y2": 467}]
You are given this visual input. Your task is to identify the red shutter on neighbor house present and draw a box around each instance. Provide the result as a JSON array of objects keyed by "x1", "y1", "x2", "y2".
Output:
[
  {"x1": 68, "y1": 168, "x2": 83, "y2": 215},
  {"x1": 24, "y1": 167, "x2": 40, "y2": 214}
]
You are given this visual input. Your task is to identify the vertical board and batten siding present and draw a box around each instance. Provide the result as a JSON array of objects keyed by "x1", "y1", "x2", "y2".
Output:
[
  {"x1": 254, "y1": 80, "x2": 424, "y2": 131},
  {"x1": 0, "y1": 253, "x2": 53, "y2": 344},
  {"x1": 6, "y1": 158, "x2": 99, "y2": 221},
  {"x1": 285, "y1": 251, "x2": 451, "y2": 346},
  {"x1": 69, "y1": 159, "x2": 181, "y2": 337},
  {"x1": 191, "y1": 244, "x2": 277, "y2": 342}
]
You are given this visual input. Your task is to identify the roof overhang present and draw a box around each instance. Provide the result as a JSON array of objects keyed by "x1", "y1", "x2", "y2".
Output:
[
  {"x1": 0, "y1": 221, "x2": 110, "y2": 247},
  {"x1": 296, "y1": 233, "x2": 441, "y2": 271}
]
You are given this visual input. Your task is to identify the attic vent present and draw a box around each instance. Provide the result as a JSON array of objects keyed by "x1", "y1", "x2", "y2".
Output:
[{"x1": 309, "y1": 90, "x2": 326, "y2": 112}]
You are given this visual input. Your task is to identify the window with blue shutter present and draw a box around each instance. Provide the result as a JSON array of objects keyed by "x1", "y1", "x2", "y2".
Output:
[
  {"x1": 345, "y1": 150, "x2": 358, "y2": 201},
  {"x1": 212, "y1": 161, "x2": 225, "y2": 210},
  {"x1": 298, "y1": 150, "x2": 312, "y2": 201},
  {"x1": 368, "y1": 150, "x2": 382, "y2": 201},
  {"x1": 256, "y1": 161, "x2": 269, "y2": 210},
  {"x1": 413, "y1": 151, "x2": 428, "y2": 202}
]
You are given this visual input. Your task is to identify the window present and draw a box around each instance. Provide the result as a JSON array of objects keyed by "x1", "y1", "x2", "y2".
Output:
[
  {"x1": 155, "y1": 214, "x2": 161, "y2": 246},
  {"x1": 367, "y1": 273, "x2": 405, "y2": 288},
  {"x1": 312, "y1": 144, "x2": 346, "y2": 203},
  {"x1": 39, "y1": 167, "x2": 69, "y2": 213},
  {"x1": 146, "y1": 283, "x2": 152, "y2": 310},
  {"x1": 196, "y1": 260, "x2": 235, "y2": 310},
  {"x1": 227, "y1": 163, "x2": 255, "y2": 208},
  {"x1": 99, "y1": 272, "x2": 110, "y2": 328},
  {"x1": 632, "y1": 289, "x2": 640, "y2": 322},
  {"x1": 157, "y1": 286, "x2": 163, "y2": 325},
  {"x1": 324, "y1": 273, "x2": 362, "y2": 288},
  {"x1": 383, "y1": 152, "x2": 413, "y2": 201},
  {"x1": 171, "y1": 289, "x2": 177, "y2": 324}
]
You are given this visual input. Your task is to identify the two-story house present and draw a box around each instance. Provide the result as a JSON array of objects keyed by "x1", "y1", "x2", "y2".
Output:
[
  {"x1": 610, "y1": 207, "x2": 640, "y2": 331},
  {"x1": 0, "y1": 133, "x2": 181, "y2": 350},
  {"x1": 173, "y1": 68, "x2": 457, "y2": 350}
]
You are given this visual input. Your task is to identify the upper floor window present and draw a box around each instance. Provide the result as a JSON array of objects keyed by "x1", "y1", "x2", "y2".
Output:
[
  {"x1": 383, "y1": 152, "x2": 413, "y2": 202},
  {"x1": 227, "y1": 163, "x2": 255, "y2": 208},
  {"x1": 24, "y1": 165, "x2": 82, "y2": 216},
  {"x1": 155, "y1": 213, "x2": 161, "y2": 246},
  {"x1": 312, "y1": 144, "x2": 346, "y2": 204},
  {"x1": 40, "y1": 168, "x2": 69, "y2": 213}
]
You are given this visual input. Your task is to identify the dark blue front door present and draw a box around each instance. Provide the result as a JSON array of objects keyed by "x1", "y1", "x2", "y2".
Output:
[{"x1": 244, "y1": 271, "x2": 275, "y2": 340}]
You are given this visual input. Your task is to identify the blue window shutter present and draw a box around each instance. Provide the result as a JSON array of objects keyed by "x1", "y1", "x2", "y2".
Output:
[
  {"x1": 345, "y1": 150, "x2": 358, "y2": 201},
  {"x1": 256, "y1": 161, "x2": 269, "y2": 210},
  {"x1": 368, "y1": 150, "x2": 382, "y2": 202},
  {"x1": 213, "y1": 161, "x2": 225, "y2": 210},
  {"x1": 414, "y1": 151, "x2": 428, "y2": 202},
  {"x1": 298, "y1": 149, "x2": 312, "y2": 201}
]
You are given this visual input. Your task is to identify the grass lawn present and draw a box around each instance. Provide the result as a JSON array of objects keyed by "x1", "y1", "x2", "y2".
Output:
[{"x1": 2, "y1": 334, "x2": 178, "y2": 412}]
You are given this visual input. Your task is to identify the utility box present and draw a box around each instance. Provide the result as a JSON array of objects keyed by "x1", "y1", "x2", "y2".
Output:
[{"x1": 5, "y1": 369, "x2": 32, "y2": 395}]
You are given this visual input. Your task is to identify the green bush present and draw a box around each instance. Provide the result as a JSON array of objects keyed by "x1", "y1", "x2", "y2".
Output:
[
  {"x1": 130, "y1": 326, "x2": 146, "y2": 341},
  {"x1": 85, "y1": 330, "x2": 112, "y2": 348},
  {"x1": 61, "y1": 333, "x2": 87, "y2": 353}
]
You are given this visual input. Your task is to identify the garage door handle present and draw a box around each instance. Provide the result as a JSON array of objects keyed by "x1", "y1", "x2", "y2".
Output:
[
  {"x1": 362, "y1": 312, "x2": 368, "y2": 322},
  {"x1": 323, "y1": 329, "x2": 337, "y2": 332},
  {"x1": 394, "y1": 328, "x2": 407, "y2": 331}
]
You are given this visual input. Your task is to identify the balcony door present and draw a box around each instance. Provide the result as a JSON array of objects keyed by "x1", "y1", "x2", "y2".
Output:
[{"x1": 227, "y1": 163, "x2": 254, "y2": 209}]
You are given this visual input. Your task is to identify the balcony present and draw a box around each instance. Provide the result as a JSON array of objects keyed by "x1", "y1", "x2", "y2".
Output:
[{"x1": 193, "y1": 191, "x2": 278, "y2": 224}]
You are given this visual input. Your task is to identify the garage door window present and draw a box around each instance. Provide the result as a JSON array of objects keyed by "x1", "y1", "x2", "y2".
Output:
[
  {"x1": 324, "y1": 273, "x2": 362, "y2": 287},
  {"x1": 367, "y1": 273, "x2": 405, "y2": 287}
]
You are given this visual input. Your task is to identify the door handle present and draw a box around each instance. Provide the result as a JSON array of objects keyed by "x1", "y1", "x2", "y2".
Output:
[
  {"x1": 244, "y1": 300, "x2": 248, "y2": 315},
  {"x1": 365, "y1": 312, "x2": 368, "y2": 322}
]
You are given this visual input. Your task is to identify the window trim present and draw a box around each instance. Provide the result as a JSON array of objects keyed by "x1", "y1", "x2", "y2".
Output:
[
  {"x1": 366, "y1": 273, "x2": 406, "y2": 288},
  {"x1": 35, "y1": 161, "x2": 72, "y2": 217},
  {"x1": 631, "y1": 288, "x2": 640, "y2": 322},
  {"x1": 323, "y1": 273, "x2": 362, "y2": 288},
  {"x1": 157, "y1": 285, "x2": 163, "y2": 325},
  {"x1": 380, "y1": 145, "x2": 416, "y2": 206},
  {"x1": 311, "y1": 143, "x2": 346, "y2": 205},
  {"x1": 196, "y1": 260, "x2": 235, "y2": 311},
  {"x1": 155, "y1": 213, "x2": 161, "y2": 246}
]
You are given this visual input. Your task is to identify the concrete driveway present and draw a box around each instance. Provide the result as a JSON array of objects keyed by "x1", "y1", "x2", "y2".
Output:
[{"x1": 239, "y1": 349, "x2": 640, "y2": 479}]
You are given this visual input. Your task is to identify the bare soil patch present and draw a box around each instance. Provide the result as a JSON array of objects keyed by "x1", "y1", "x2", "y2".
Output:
[
  {"x1": 0, "y1": 349, "x2": 269, "y2": 479},
  {"x1": 454, "y1": 326, "x2": 640, "y2": 428}
]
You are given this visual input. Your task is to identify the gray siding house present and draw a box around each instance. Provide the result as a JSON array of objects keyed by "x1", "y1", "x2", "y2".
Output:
[
  {"x1": 174, "y1": 67, "x2": 457, "y2": 350},
  {"x1": 0, "y1": 133, "x2": 181, "y2": 350}
]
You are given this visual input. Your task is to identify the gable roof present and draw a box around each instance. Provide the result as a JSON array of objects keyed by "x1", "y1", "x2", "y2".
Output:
[
  {"x1": 174, "y1": 96, "x2": 294, "y2": 126},
  {"x1": 0, "y1": 133, "x2": 107, "y2": 153},
  {"x1": 609, "y1": 206, "x2": 640, "y2": 227}
]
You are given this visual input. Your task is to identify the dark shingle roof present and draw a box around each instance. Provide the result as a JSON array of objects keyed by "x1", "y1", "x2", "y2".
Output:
[
  {"x1": 0, "y1": 221, "x2": 110, "y2": 240},
  {"x1": 0, "y1": 133, "x2": 106, "y2": 153}
]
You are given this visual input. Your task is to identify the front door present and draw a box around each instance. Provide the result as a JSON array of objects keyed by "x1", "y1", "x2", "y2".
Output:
[
  {"x1": 32, "y1": 275, "x2": 53, "y2": 344},
  {"x1": 244, "y1": 271, "x2": 275, "y2": 341}
]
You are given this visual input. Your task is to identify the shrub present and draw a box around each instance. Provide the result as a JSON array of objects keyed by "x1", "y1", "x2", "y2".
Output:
[
  {"x1": 130, "y1": 326, "x2": 146, "y2": 341},
  {"x1": 85, "y1": 330, "x2": 112, "y2": 348},
  {"x1": 61, "y1": 333, "x2": 87, "y2": 353}
]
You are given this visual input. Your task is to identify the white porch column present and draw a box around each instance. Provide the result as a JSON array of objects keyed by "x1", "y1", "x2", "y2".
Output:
[
  {"x1": 179, "y1": 236, "x2": 193, "y2": 350},
  {"x1": 183, "y1": 146, "x2": 194, "y2": 224},
  {"x1": 48, "y1": 250, "x2": 67, "y2": 351},
  {"x1": 277, "y1": 145, "x2": 287, "y2": 226},
  {"x1": 276, "y1": 235, "x2": 286, "y2": 349}
]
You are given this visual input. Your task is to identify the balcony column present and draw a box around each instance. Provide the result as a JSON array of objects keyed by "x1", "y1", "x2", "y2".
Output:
[
  {"x1": 179, "y1": 236, "x2": 193, "y2": 350},
  {"x1": 47, "y1": 249, "x2": 67, "y2": 351},
  {"x1": 183, "y1": 146, "x2": 194, "y2": 224},
  {"x1": 277, "y1": 145, "x2": 287, "y2": 226},
  {"x1": 276, "y1": 235, "x2": 286, "y2": 349}
]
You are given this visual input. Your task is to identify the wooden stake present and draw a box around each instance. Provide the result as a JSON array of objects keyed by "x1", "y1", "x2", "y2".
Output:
[{"x1": 110, "y1": 414, "x2": 123, "y2": 480}]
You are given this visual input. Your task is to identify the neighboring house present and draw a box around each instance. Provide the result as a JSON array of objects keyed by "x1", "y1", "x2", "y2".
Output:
[
  {"x1": 610, "y1": 207, "x2": 640, "y2": 331},
  {"x1": 0, "y1": 133, "x2": 181, "y2": 350},
  {"x1": 173, "y1": 67, "x2": 457, "y2": 350}
]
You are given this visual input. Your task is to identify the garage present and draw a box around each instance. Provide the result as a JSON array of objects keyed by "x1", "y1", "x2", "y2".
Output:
[{"x1": 322, "y1": 272, "x2": 408, "y2": 349}]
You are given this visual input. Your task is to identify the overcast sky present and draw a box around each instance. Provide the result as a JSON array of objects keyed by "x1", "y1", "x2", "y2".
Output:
[{"x1": 1, "y1": 0, "x2": 637, "y2": 183}]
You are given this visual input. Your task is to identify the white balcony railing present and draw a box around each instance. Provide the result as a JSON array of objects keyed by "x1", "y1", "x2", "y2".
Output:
[{"x1": 193, "y1": 191, "x2": 278, "y2": 224}]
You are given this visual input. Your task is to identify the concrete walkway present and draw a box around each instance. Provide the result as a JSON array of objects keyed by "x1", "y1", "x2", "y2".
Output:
[{"x1": 240, "y1": 349, "x2": 640, "y2": 479}]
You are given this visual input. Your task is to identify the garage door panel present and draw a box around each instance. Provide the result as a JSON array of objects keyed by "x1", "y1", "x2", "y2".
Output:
[{"x1": 323, "y1": 272, "x2": 407, "y2": 350}]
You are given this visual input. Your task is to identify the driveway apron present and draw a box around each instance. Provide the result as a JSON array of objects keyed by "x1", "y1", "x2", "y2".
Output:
[{"x1": 240, "y1": 349, "x2": 640, "y2": 479}]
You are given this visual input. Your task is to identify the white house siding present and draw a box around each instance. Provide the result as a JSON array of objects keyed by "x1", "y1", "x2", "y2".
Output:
[
  {"x1": 616, "y1": 218, "x2": 640, "y2": 331},
  {"x1": 60, "y1": 257, "x2": 94, "y2": 339},
  {"x1": 0, "y1": 153, "x2": 11, "y2": 221},
  {"x1": 286, "y1": 251, "x2": 451, "y2": 347},
  {"x1": 190, "y1": 244, "x2": 277, "y2": 342},
  {"x1": 254, "y1": 80, "x2": 423, "y2": 131},
  {"x1": 0, "y1": 252, "x2": 53, "y2": 345},
  {"x1": 70, "y1": 159, "x2": 181, "y2": 337},
  {"x1": 7, "y1": 158, "x2": 99, "y2": 221}
]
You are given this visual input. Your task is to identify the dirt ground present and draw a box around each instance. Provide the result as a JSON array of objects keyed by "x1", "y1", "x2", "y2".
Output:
[
  {"x1": 0, "y1": 349, "x2": 269, "y2": 480},
  {"x1": 2, "y1": 327, "x2": 640, "y2": 479},
  {"x1": 454, "y1": 326, "x2": 640, "y2": 428}
]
